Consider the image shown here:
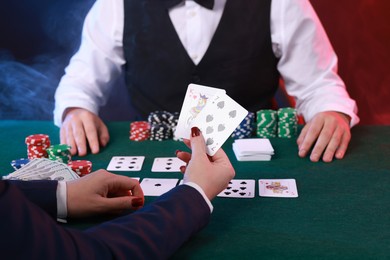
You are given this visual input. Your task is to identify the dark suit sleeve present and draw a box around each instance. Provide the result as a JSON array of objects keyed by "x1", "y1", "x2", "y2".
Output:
[
  {"x1": 0, "y1": 182, "x2": 210, "y2": 260},
  {"x1": 7, "y1": 179, "x2": 58, "y2": 218}
]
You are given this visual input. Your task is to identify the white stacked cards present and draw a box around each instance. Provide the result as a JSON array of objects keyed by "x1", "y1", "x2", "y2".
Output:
[
  {"x1": 232, "y1": 138, "x2": 274, "y2": 161},
  {"x1": 3, "y1": 158, "x2": 79, "y2": 181}
]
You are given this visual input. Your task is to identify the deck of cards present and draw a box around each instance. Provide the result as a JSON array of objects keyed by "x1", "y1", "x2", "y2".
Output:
[
  {"x1": 232, "y1": 138, "x2": 274, "y2": 161},
  {"x1": 3, "y1": 158, "x2": 80, "y2": 181},
  {"x1": 175, "y1": 84, "x2": 248, "y2": 156}
]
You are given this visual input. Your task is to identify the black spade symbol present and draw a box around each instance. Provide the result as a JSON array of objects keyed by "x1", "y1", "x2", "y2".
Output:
[
  {"x1": 118, "y1": 161, "x2": 123, "y2": 164},
  {"x1": 130, "y1": 161, "x2": 136, "y2": 164},
  {"x1": 206, "y1": 138, "x2": 214, "y2": 146},
  {"x1": 217, "y1": 101, "x2": 225, "y2": 109},
  {"x1": 206, "y1": 126, "x2": 214, "y2": 134},
  {"x1": 239, "y1": 192, "x2": 246, "y2": 196},
  {"x1": 206, "y1": 115, "x2": 214, "y2": 122},
  {"x1": 224, "y1": 192, "x2": 231, "y2": 195},
  {"x1": 155, "y1": 183, "x2": 162, "y2": 187},
  {"x1": 229, "y1": 110, "x2": 237, "y2": 118},
  {"x1": 115, "y1": 166, "x2": 121, "y2": 169},
  {"x1": 166, "y1": 163, "x2": 172, "y2": 165},
  {"x1": 226, "y1": 186, "x2": 232, "y2": 190},
  {"x1": 128, "y1": 166, "x2": 134, "y2": 169},
  {"x1": 240, "y1": 187, "x2": 247, "y2": 190},
  {"x1": 165, "y1": 167, "x2": 171, "y2": 170},
  {"x1": 232, "y1": 189, "x2": 239, "y2": 193},
  {"x1": 218, "y1": 124, "x2": 225, "y2": 132}
]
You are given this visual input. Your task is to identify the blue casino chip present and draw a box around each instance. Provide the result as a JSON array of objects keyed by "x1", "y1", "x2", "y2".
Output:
[{"x1": 11, "y1": 158, "x2": 30, "y2": 170}]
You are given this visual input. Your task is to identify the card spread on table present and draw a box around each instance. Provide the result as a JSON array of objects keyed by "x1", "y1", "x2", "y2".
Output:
[
  {"x1": 217, "y1": 179, "x2": 255, "y2": 198},
  {"x1": 233, "y1": 138, "x2": 274, "y2": 161},
  {"x1": 151, "y1": 157, "x2": 186, "y2": 172},
  {"x1": 259, "y1": 179, "x2": 298, "y2": 198},
  {"x1": 140, "y1": 178, "x2": 179, "y2": 196},
  {"x1": 106, "y1": 156, "x2": 145, "y2": 171},
  {"x1": 190, "y1": 93, "x2": 248, "y2": 156},
  {"x1": 175, "y1": 84, "x2": 226, "y2": 140}
]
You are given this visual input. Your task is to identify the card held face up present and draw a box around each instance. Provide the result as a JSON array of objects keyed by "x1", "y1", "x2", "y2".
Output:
[
  {"x1": 175, "y1": 84, "x2": 226, "y2": 140},
  {"x1": 191, "y1": 93, "x2": 248, "y2": 156},
  {"x1": 259, "y1": 179, "x2": 298, "y2": 198}
]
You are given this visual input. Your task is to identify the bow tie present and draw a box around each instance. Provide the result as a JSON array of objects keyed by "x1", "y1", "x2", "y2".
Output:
[{"x1": 164, "y1": 0, "x2": 214, "y2": 10}]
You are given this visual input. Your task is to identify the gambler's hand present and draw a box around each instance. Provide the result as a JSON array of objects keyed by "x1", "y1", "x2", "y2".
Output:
[
  {"x1": 297, "y1": 111, "x2": 351, "y2": 163},
  {"x1": 66, "y1": 170, "x2": 144, "y2": 218},
  {"x1": 60, "y1": 108, "x2": 109, "y2": 156},
  {"x1": 176, "y1": 127, "x2": 235, "y2": 200}
]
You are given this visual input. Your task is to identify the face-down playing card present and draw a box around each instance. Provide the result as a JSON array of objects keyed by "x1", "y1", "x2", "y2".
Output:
[
  {"x1": 151, "y1": 157, "x2": 186, "y2": 172},
  {"x1": 191, "y1": 93, "x2": 248, "y2": 156},
  {"x1": 106, "y1": 156, "x2": 145, "y2": 171},
  {"x1": 217, "y1": 179, "x2": 255, "y2": 198},
  {"x1": 140, "y1": 178, "x2": 179, "y2": 196}
]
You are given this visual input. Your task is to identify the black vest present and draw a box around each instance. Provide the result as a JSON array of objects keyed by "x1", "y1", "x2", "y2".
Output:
[{"x1": 123, "y1": 0, "x2": 279, "y2": 119}]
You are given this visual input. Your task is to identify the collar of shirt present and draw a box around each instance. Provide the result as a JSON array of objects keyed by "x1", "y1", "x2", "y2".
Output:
[{"x1": 169, "y1": 0, "x2": 226, "y2": 65}]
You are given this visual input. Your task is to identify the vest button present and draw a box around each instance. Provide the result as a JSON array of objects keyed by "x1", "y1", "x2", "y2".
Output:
[{"x1": 192, "y1": 75, "x2": 201, "y2": 83}]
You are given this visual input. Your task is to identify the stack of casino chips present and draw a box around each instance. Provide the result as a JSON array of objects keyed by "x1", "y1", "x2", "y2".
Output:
[
  {"x1": 277, "y1": 107, "x2": 298, "y2": 138},
  {"x1": 231, "y1": 112, "x2": 256, "y2": 139},
  {"x1": 147, "y1": 111, "x2": 179, "y2": 141},
  {"x1": 68, "y1": 160, "x2": 92, "y2": 177},
  {"x1": 256, "y1": 109, "x2": 278, "y2": 138},
  {"x1": 130, "y1": 121, "x2": 151, "y2": 141},
  {"x1": 25, "y1": 134, "x2": 51, "y2": 159},
  {"x1": 46, "y1": 144, "x2": 72, "y2": 164}
]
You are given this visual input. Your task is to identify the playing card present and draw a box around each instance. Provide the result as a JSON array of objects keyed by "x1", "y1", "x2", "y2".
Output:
[
  {"x1": 140, "y1": 178, "x2": 179, "y2": 196},
  {"x1": 217, "y1": 179, "x2": 255, "y2": 198},
  {"x1": 191, "y1": 93, "x2": 248, "y2": 156},
  {"x1": 259, "y1": 179, "x2": 298, "y2": 198},
  {"x1": 175, "y1": 84, "x2": 226, "y2": 139},
  {"x1": 106, "y1": 156, "x2": 145, "y2": 171},
  {"x1": 151, "y1": 157, "x2": 186, "y2": 172}
]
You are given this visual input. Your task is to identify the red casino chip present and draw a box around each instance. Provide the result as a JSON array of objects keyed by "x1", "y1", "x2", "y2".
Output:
[
  {"x1": 25, "y1": 134, "x2": 51, "y2": 159},
  {"x1": 68, "y1": 160, "x2": 92, "y2": 176},
  {"x1": 130, "y1": 121, "x2": 151, "y2": 141}
]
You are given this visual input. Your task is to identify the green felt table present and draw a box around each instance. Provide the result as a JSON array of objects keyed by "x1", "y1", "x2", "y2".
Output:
[{"x1": 1, "y1": 120, "x2": 389, "y2": 259}]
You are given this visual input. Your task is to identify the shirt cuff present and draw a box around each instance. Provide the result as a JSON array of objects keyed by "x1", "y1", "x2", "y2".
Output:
[
  {"x1": 56, "y1": 181, "x2": 68, "y2": 220},
  {"x1": 183, "y1": 182, "x2": 213, "y2": 213}
]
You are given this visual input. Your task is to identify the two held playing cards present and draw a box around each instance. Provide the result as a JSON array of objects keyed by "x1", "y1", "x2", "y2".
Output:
[{"x1": 175, "y1": 84, "x2": 248, "y2": 156}]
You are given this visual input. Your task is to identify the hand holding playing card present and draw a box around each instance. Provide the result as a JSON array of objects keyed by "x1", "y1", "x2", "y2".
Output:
[
  {"x1": 67, "y1": 170, "x2": 144, "y2": 218},
  {"x1": 176, "y1": 127, "x2": 235, "y2": 200}
]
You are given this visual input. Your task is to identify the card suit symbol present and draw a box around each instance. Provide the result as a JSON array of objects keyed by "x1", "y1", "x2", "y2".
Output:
[
  {"x1": 239, "y1": 192, "x2": 246, "y2": 196},
  {"x1": 206, "y1": 126, "x2": 214, "y2": 134},
  {"x1": 165, "y1": 167, "x2": 171, "y2": 170},
  {"x1": 130, "y1": 161, "x2": 136, "y2": 164},
  {"x1": 119, "y1": 158, "x2": 125, "y2": 160},
  {"x1": 128, "y1": 166, "x2": 134, "y2": 169},
  {"x1": 240, "y1": 181, "x2": 247, "y2": 185},
  {"x1": 224, "y1": 192, "x2": 231, "y2": 195},
  {"x1": 240, "y1": 187, "x2": 247, "y2": 190},
  {"x1": 166, "y1": 163, "x2": 172, "y2": 165},
  {"x1": 118, "y1": 161, "x2": 123, "y2": 164},
  {"x1": 226, "y1": 186, "x2": 232, "y2": 190},
  {"x1": 206, "y1": 115, "x2": 214, "y2": 122},
  {"x1": 167, "y1": 158, "x2": 173, "y2": 161},
  {"x1": 115, "y1": 166, "x2": 121, "y2": 169},
  {"x1": 132, "y1": 157, "x2": 138, "y2": 160},
  {"x1": 232, "y1": 189, "x2": 239, "y2": 193},
  {"x1": 218, "y1": 124, "x2": 225, "y2": 132},
  {"x1": 206, "y1": 138, "x2": 214, "y2": 146},
  {"x1": 217, "y1": 101, "x2": 225, "y2": 109},
  {"x1": 229, "y1": 110, "x2": 237, "y2": 118},
  {"x1": 155, "y1": 183, "x2": 162, "y2": 187}
]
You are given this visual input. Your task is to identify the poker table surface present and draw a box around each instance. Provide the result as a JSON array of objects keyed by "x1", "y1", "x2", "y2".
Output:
[{"x1": 0, "y1": 120, "x2": 389, "y2": 259}]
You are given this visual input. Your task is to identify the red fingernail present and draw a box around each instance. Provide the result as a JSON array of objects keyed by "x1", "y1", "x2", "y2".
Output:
[
  {"x1": 191, "y1": 127, "x2": 200, "y2": 137},
  {"x1": 180, "y1": 165, "x2": 186, "y2": 172},
  {"x1": 131, "y1": 197, "x2": 144, "y2": 207},
  {"x1": 175, "y1": 150, "x2": 181, "y2": 156}
]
